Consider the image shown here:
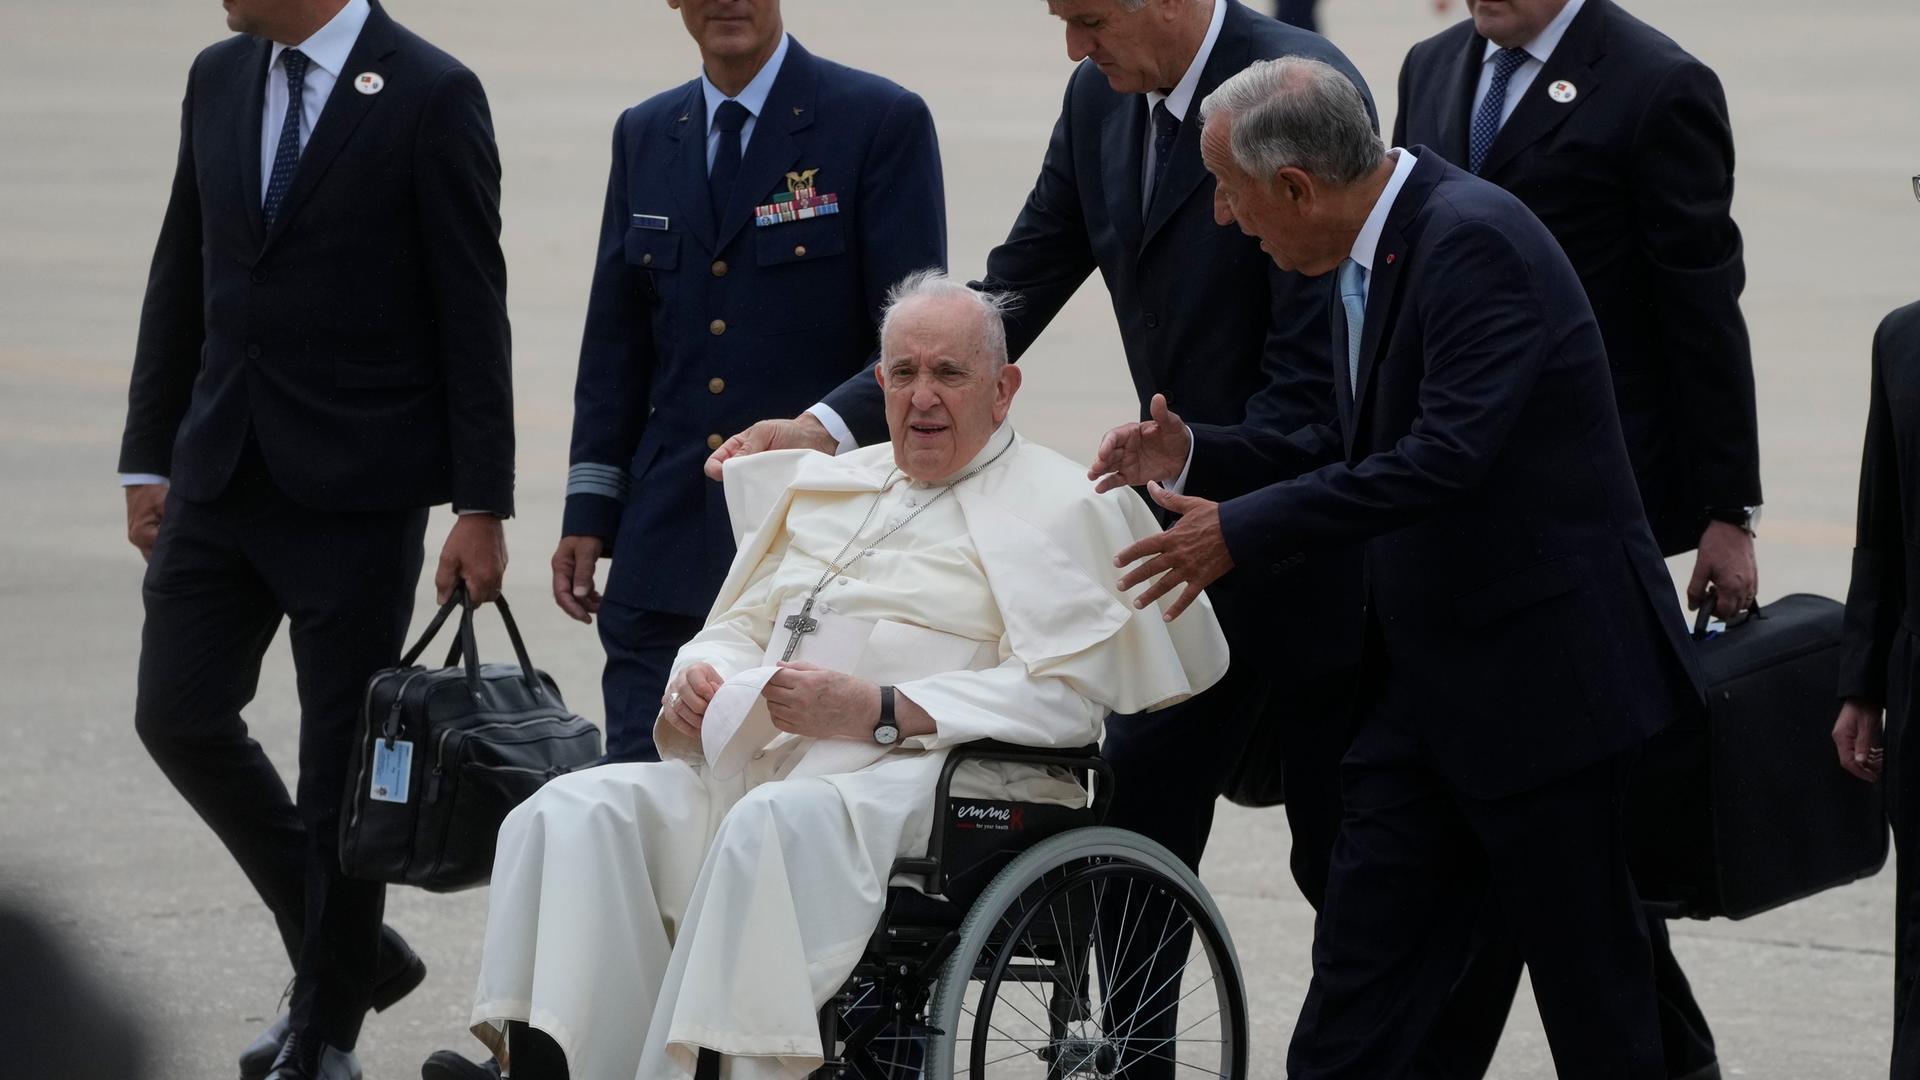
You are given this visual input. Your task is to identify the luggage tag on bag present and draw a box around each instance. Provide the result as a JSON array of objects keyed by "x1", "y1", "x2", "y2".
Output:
[{"x1": 370, "y1": 740, "x2": 414, "y2": 803}]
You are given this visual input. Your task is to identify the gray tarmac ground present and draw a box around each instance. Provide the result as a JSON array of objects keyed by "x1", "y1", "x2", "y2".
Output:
[{"x1": 2, "y1": 0, "x2": 1918, "y2": 1076}]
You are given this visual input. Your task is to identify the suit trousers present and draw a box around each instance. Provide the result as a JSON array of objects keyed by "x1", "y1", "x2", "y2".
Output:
[
  {"x1": 596, "y1": 600, "x2": 706, "y2": 763},
  {"x1": 1287, "y1": 691, "x2": 1662, "y2": 1080},
  {"x1": 1099, "y1": 602, "x2": 1358, "y2": 1080},
  {"x1": 1416, "y1": 907, "x2": 1714, "y2": 1079},
  {"x1": 133, "y1": 446, "x2": 426, "y2": 1048},
  {"x1": 1886, "y1": 630, "x2": 1920, "y2": 1080}
]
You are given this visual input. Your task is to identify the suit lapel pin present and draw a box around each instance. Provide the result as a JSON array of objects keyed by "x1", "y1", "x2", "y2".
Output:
[
  {"x1": 354, "y1": 72, "x2": 384, "y2": 95},
  {"x1": 1385, "y1": 252, "x2": 1396, "y2": 265},
  {"x1": 792, "y1": 106, "x2": 805, "y2": 116},
  {"x1": 1547, "y1": 80, "x2": 1577, "y2": 104}
]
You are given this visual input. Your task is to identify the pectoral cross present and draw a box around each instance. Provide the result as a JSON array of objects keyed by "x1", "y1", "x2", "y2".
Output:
[{"x1": 781, "y1": 594, "x2": 821, "y2": 661}]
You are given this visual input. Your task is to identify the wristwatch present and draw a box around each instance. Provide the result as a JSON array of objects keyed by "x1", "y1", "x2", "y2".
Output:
[
  {"x1": 1705, "y1": 505, "x2": 1761, "y2": 536},
  {"x1": 873, "y1": 686, "x2": 901, "y2": 746}
]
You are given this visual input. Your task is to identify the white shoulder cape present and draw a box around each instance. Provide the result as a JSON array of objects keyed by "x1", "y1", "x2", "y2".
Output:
[{"x1": 710, "y1": 432, "x2": 1229, "y2": 716}]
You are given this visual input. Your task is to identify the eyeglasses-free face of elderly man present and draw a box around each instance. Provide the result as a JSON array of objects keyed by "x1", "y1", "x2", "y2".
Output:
[{"x1": 877, "y1": 289, "x2": 1024, "y2": 485}]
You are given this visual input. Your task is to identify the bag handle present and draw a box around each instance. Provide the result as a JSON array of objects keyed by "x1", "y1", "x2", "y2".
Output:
[
  {"x1": 443, "y1": 592, "x2": 546, "y2": 698},
  {"x1": 400, "y1": 585, "x2": 469, "y2": 668},
  {"x1": 1691, "y1": 586, "x2": 1765, "y2": 641}
]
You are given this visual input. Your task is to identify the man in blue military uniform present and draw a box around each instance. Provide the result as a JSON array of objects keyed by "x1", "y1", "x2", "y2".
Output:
[{"x1": 548, "y1": 0, "x2": 946, "y2": 763}]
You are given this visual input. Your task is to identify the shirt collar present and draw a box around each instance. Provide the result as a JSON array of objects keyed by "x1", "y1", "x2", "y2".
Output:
[
  {"x1": 1349, "y1": 148, "x2": 1419, "y2": 273},
  {"x1": 702, "y1": 32, "x2": 792, "y2": 134},
  {"x1": 1481, "y1": 0, "x2": 1585, "y2": 66},
  {"x1": 271, "y1": 0, "x2": 370, "y2": 78},
  {"x1": 1145, "y1": 0, "x2": 1225, "y2": 122}
]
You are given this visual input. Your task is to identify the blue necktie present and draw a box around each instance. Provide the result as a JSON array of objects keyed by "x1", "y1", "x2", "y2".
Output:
[
  {"x1": 1337, "y1": 258, "x2": 1367, "y2": 394},
  {"x1": 708, "y1": 99, "x2": 751, "y2": 231},
  {"x1": 1145, "y1": 100, "x2": 1180, "y2": 215},
  {"x1": 262, "y1": 49, "x2": 309, "y2": 229},
  {"x1": 1468, "y1": 47, "x2": 1530, "y2": 175}
]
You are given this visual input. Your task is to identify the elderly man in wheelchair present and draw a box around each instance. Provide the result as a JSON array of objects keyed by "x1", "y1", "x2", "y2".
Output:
[{"x1": 423, "y1": 272, "x2": 1243, "y2": 1080}]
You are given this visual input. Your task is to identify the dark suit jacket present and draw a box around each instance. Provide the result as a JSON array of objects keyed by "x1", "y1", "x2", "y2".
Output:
[
  {"x1": 1393, "y1": 0, "x2": 1759, "y2": 555},
  {"x1": 563, "y1": 39, "x2": 945, "y2": 616},
  {"x1": 120, "y1": 2, "x2": 513, "y2": 515},
  {"x1": 1839, "y1": 301, "x2": 1920, "y2": 706},
  {"x1": 821, "y1": 0, "x2": 1373, "y2": 668},
  {"x1": 1189, "y1": 152, "x2": 1702, "y2": 798}
]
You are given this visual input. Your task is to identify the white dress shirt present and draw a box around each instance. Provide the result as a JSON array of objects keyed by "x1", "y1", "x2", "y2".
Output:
[
  {"x1": 700, "y1": 33, "x2": 791, "y2": 174},
  {"x1": 260, "y1": 0, "x2": 371, "y2": 198},
  {"x1": 120, "y1": 0, "x2": 371, "y2": 490},
  {"x1": 805, "y1": 5, "x2": 1224, "y2": 456},
  {"x1": 1166, "y1": 149, "x2": 1420, "y2": 493},
  {"x1": 1142, "y1": 0, "x2": 1226, "y2": 211},
  {"x1": 1344, "y1": 147, "x2": 1419, "y2": 307},
  {"x1": 1470, "y1": 0, "x2": 1586, "y2": 129}
]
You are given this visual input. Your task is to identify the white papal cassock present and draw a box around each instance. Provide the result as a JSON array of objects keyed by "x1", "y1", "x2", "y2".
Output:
[{"x1": 470, "y1": 425, "x2": 1228, "y2": 1080}]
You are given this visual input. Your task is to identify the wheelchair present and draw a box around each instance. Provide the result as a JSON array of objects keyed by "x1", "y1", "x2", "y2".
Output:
[{"x1": 700, "y1": 740, "x2": 1249, "y2": 1079}]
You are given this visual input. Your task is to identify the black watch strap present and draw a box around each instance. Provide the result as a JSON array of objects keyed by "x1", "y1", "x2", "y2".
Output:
[{"x1": 879, "y1": 685, "x2": 896, "y2": 724}]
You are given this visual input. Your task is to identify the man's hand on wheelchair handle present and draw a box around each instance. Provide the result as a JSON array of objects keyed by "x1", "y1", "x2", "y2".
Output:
[
  {"x1": 551, "y1": 535, "x2": 606, "y2": 623},
  {"x1": 1089, "y1": 394, "x2": 1191, "y2": 494},
  {"x1": 704, "y1": 413, "x2": 839, "y2": 481},
  {"x1": 661, "y1": 662, "x2": 723, "y2": 739}
]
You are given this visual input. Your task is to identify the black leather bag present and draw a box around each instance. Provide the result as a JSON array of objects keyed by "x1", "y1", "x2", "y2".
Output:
[
  {"x1": 1628, "y1": 593, "x2": 1889, "y2": 919},
  {"x1": 339, "y1": 588, "x2": 601, "y2": 892}
]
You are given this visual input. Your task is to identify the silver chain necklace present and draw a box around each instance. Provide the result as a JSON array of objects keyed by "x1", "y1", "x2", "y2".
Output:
[{"x1": 778, "y1": 437, "x2": 1014, "y2": 661}]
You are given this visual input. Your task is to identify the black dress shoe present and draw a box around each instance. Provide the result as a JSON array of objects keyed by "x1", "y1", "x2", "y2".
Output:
[
  {"x1": 420, "y1": 1050, "x2": 503, "y2": 1080},
  {"x1": 241, "y1": 927, "x2": 426, "y2": 1078},
  {"x1": 371, "y1": 924, "x2": 430, "y2": 1011},
  {"x1": 264, "y1": 1029, "x2": 361, "y2": 1080}
]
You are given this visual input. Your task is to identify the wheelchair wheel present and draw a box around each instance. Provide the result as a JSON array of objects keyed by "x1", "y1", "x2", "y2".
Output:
[{"x1": 922, "y1": 827, "x2": 1247, "y2": 1079}]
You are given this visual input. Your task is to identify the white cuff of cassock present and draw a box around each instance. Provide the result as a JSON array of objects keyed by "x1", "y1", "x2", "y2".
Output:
[
  {"x1": 804, "y1": 403, "x2": 858, "y2": 455},
  {"x1": 1164, "y1": 430, "x2": 1197, "y2": 495},
  {"x1": 119, "y1": 473, "x2": 168, "y2": 487}
]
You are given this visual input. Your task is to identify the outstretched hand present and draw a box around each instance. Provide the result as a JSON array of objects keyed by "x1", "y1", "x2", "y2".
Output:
[
  {"x1": 1111, "y1": 482, "x2": 1233, "y2": 620},
  {"x1": 1089, "y1": 394, "x2": 1192, "y2": 494}
]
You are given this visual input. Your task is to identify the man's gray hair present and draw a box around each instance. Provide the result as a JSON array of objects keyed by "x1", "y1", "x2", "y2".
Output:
[
  {"x1": 1197, "y1": 57, "x2": 1383, "y2": 187},
  {"x1": 879, "y1": 269, "x2": 1019, "y2": 367}
]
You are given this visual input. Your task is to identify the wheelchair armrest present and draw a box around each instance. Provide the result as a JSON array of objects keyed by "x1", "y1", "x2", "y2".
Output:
[{"x1": 890, "y1": 740, "x2": 1114, "y2": 894}]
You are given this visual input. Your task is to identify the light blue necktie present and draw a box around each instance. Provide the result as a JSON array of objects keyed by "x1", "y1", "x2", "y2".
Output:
[{"x1": 1337, "y1": 258, "x2": 1368, "y2": 394}]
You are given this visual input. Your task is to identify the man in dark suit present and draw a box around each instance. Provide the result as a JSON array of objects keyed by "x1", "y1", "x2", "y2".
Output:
[
  {"x1": 1393, "y1": 3, "x2": 1761, "y2": 1074},
  {"x1": 1833, "y1": 288, "x2": 1920, "y2": 1080},
  {"x1": 1095, "y1": 56, "x2": 1702, "y2": 1077},
  {"x1": 550, "y1": 0, "x2": 945, "y2": 763},
  {"x1": 119, "y1": 1, "x2": 513, "y2": 1076},
  {"x1": 709, "y1": 0, "x2": 1371, "y2": 910}
]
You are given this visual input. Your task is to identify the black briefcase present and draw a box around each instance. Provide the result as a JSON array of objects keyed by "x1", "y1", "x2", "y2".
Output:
[
  {"x1": 1628, "y1": 593, "x2": 1889, "y2": 919},
  {"x1": 339, "y1": 588, "x2": 602, "y2": 892}
]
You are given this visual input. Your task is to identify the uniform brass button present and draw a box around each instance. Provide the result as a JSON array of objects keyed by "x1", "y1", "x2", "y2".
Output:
[
  {"x1": 711, "y1": 260, "x2": 728, "y2": 277},
  {"x1": 793, "y1": 244, "x2": 808, "y2": 258},
  {"x1": 707, "y1": 433, "x2": 724, "y2": 451},
  {"x1": 708, "y1": 377, "x2": 726, "y2": 394},
  {"x1": 641, "y1": 253, "x2": 653, "y2": 266},
  {"x1": 709, "y1": 319, "x2": 727, "y2": 336}
]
